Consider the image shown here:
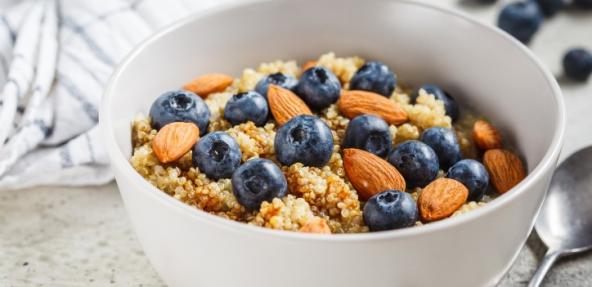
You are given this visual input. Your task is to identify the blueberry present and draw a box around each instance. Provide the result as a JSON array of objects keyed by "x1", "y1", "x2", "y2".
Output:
[
  {"x1": 447, "y1": 159, "x2": 490, "y2": 202},
  {"x1": 295, "y1": 67, "x2": 341, "y2": 110},
  {"x1": 412, "y1": 84, "x2": 460, "y2": 122},
  {"x1": 536, "y1": 0, "x2": 565, "y2": 17},
  {"x1": 497, "y1": 1, "x2": 544, "y2": 44},
  {"x1": 231, "y1": 158, "x2": 287, "y2": 211},
  {"x1": 149, "y1": 90, "x2": 210, "y2": 133},
  {"x1": 363, "y1": 190, "x2": 418, "y2": 231},
  {"x1": 192, "y1": 132, "x2": 242, "y2": 179},
  {"x1": 419, "y1": 127, "x2": 462, "y2": 170},
  {"x1": 563, "y1": 48, "x2": 592, "y2": 82},
  {"x1": 343, "y1": 115, "x2": 392, "y2": 158},
  {"x1": 350, "y1": 61, "x2": 397, "y2": 97},
  {"x1": 223, "y1": 91, "x2": 269, "y2": 126},
  {"x1": 255, "y1": 73, "x2": 298, "y2": 99},
  {"x1": 388, "y1": 140, "x2": 439, "y2": 188},
  {"x1": 275, "y1": 115, "x2": 333, "y2": 167}
]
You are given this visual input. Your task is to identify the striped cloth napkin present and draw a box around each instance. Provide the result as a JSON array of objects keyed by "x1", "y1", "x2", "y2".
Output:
[{"x1": 0, "y1": 0, "x2": 226, "y2": 189}]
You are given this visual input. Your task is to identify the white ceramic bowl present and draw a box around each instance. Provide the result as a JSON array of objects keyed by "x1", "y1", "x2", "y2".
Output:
[{"x1": 100, "y1": 0, "x2": 565, "y2": 286}]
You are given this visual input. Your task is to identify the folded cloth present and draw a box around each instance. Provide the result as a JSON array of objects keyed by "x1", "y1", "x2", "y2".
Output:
[{"x1": 0, "y1": 0, "x2": 227, "y2": 189}]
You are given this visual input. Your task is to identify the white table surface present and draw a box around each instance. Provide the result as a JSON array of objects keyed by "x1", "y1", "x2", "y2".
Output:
[{"x1": 1, "y1": 1, "x2": 591, "y2": 286}]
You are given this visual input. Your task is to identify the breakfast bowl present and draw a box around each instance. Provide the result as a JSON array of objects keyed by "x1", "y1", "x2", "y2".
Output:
[{"x1": 100, "y1": 0, "x2": 565, "y2": 286}]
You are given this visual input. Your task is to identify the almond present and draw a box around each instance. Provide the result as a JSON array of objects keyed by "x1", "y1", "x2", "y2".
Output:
[
  {"x1": 483, "y1": 149, "x2": 526, "y2": 194},
  {"x1": 418, "y1": 178, "x2": 468, "y2": 222},
  {"x1": 302, "y1": 60, "x2": 317, "y2": 71},
  {"x1": 152, "y1": 122, "x2": 200, "y2": 164},
  {"x1": 473, "y1": 120, "x2": 502, "y2": 150},
  {"x1": 183, "y1": 73, "x2": 234, "y2": 98},
  {"x1": 268, "y1": 84, "x2": 312, "y2": 125},
  {"x1": 299, "y1": 218, "x2": 331, "y2": 234},
  {"x1": 343, "y1": 148, "x2": 406, "y2": 200},
  {"x1": 338, "y1": 90, "x2": 408, "y2": 125}
]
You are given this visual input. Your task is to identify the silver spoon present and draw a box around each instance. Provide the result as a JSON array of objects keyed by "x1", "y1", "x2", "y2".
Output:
[{"x1": 528, "y1": 146, "x2": 592, "y2": 287}]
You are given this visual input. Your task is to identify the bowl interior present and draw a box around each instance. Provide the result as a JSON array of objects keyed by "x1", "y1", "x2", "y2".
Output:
[{"x1": 104, "y1": 0, "x2": 562, "y2": 214}]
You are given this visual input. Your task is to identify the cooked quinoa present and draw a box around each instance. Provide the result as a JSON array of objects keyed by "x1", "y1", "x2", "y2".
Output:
[{"x1": 130, "y1": 52, "x2": 494, "y2": 234}]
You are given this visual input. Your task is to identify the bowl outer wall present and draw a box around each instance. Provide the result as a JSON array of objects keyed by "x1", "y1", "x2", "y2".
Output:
[{"x1": 100, "y1": 0, "x2": 565, "y2": 286}]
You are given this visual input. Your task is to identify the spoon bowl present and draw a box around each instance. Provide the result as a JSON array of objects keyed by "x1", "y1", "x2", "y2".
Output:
[{"x1": 529, "y1": 146, "x2": 592, "y2": 286}]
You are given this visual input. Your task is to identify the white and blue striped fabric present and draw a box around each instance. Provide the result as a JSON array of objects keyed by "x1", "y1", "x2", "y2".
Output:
[{"x1": 0, "y1": 0, "x2": 226, "y2": 189}]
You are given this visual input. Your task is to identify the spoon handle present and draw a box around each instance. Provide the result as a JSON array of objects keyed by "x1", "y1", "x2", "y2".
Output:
[{"x1": 528, "y1": 249, "x2": 562, "y2": 287}]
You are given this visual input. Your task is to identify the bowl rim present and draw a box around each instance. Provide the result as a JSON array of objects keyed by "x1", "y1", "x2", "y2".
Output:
[{"x1": 100, "y1": 0, "x2": 566, "y2": 242}]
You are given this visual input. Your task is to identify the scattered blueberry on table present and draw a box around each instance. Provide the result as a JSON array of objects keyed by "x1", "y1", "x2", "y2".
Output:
[
  {"x1": 563, "y1": 48, "x2": 592, "y2": 82},
  {"x1": 223, "y1": 91, "x2": 269, "y2": 126},
  {"x1": 350, "y1": 61, "x2": 397, "y2": 97},
  {"x1": 275, "y1": 115, "x2": 334, "y2": 167},
  {"x1": 149, "y1": 89, "x2": 210, "y2": 132},
  {"x1": 192, "y1": 131, "x2": 242, "y2": 180},
  {"x1": 420, "y1": 127, "x2": 462, "y2": 170},
  {"x1": 363, "y1": 190, "x2": 418, "y2": 231},
  {"x1": 412, "y1": 84, "x2": 459, "y2": 122},
  {"x1": 231, "y1": 158, "x2": 288, "y2": 211},
  {"x1": 295, "y1": 67, "x2": 342, "y2": 110},
  {"x1": 343, "y1": 114, "x2": 392, "y2": 158},
  {"x1": 255, "y1": 72, "x2": 298, "y2": 99},
  {"x1": 448, "y1": 159, "x2": 490, "y2": 202},
  {"x1": 388, "y1": 140, "x2": 440, "y2": 188},
  {"x1": 497, "y1": 1, "x2": 544, "y2": 44}
]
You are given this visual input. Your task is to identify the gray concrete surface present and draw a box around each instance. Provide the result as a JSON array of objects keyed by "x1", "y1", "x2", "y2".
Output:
[{"x1": 1, "y1": 0, "x2": 592, "y2": 286}]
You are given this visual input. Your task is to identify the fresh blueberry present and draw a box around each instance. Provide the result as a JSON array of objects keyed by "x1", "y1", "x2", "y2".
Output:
[
  {"x1": 275, "y1": 115, "x2": 334, "y2": 167},
  {"x1": 350, "y1": 61, "x2": 397, "y2": 97},
  {"x1": 412, "y1": 84, "x2": 460, "y2": 122},
  {"x1": 563, "y1": 48, "x2": 592, "y2": 82},
  {"x1": 447, "y1": 159, "x2": 490, "y2": 202},
  {"x1": 536, "y1": 0, "x2": 565, "y2": 17},
  {"x1": 231, "y1": 158, "x2": 287, "y2": 211},
  {"x1": 149, "y1": 90, "x2": 210, "y2": 133},
  {"x1": 388, "y1": 140, "x2": 439, "y2": 188},
  {"x1": 497, "y1": 1, "x2": 544, "y2": 44},
  {"x1": 343, "y1": 115, "x2": 392, "y2": 158},
  {"x1": 363, "y1": 190, "x2": 418, "y2": 231},
  {"x1": 192, "y1": 132, "x2": 242, "y2": 179},
  {"x1": 419, "y1": 127, "x2": 462, "y2": 170},
  {"x1": 295, "y1": 67, "x2": 341, "y2": 110},
  {"x1": 223, "y1": 91, "x2": 269, "y2": 126},
  {"x1": 254, "y1": 72, "x2": 298, "y2": 99}
]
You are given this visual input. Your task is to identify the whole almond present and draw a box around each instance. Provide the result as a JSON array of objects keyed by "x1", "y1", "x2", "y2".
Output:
[
  {"x1": 473, "y1": 120, "x2": 502, "y2": 150},
  {"x1": 268, "y1": 84, "x2": 312, "y2": 125},
  {"x1": 418, "y1": 178, "x2": 468, "y2": 222},
  {"x1": 302, "y1": 60, "x2": 318, "y2": 71},
  {"x1": 152, "y1": 122, "x2": 200, "y2": 164},
  {"x1": 483, "y1": 149, "x2": 526, "y2": 194},
  {"x1": 299, "y1": 218, "x2": 331, "y2": 234},
  {"x1": 183, "y1": 73, "x2": 234, "y2": 98},
  {"x1": 338, "y1": 90, "x2": 408, "y2": 125},
  {"x1": 343, "y1": 148, "x2": 406, "y2": 200}
]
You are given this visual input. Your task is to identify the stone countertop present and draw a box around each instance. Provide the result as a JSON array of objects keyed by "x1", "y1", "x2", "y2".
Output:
[{"x1": 1, "y1": 1, "x2": 591, "y2": 286}]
